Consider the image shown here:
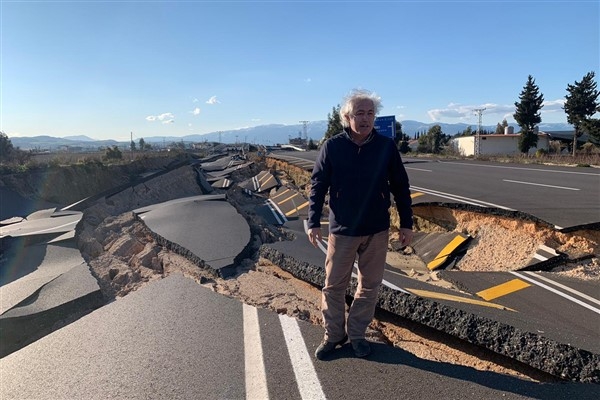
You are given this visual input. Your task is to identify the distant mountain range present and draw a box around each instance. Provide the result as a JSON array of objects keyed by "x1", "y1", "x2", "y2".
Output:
[{"x1": 9, "y1": 120, "x2": 574, "y2": 151}]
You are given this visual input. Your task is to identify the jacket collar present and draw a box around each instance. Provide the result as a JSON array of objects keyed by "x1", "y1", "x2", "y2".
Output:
[{"x1": 343, "y1": 128, "x2": 376, "y2": 146}]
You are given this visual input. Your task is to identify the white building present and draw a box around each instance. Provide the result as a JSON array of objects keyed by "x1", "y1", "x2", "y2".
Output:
[{"x1": 451, "y1": 128, "x2": 550, "y2": 157}]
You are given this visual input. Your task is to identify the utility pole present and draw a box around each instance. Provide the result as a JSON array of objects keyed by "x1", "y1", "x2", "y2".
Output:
[
  {"x1": 473, "y1": 108, "x2": 486, "y2": 157},
  {"x1": 299, "y1": 120, "x2": 309, "y2": 149},
  {"x1": 130, "y1": 131, "x2": 133, "y2": 161},
  {"x1": 299, "y1": 120, "x2": 309, "y2": 140}
]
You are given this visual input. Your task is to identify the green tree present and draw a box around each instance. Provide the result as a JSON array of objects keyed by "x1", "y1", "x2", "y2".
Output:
[
  {"x1": 398, "y1": 133, "x2": 411, "y2": 154},
  {"x1": 139, "y1": 138, "x2": 146, "y2": 151},
  {"x1": 417, "y1": 124, "x2": 444, "y2": 153},
  {"x1": 563, "y1": 71, "x2": 600, "y2": 154},
  {"x1": 581, "y1": 118, "x2": 600, "y2": 145},
  {"x1": 130, "y1": 140, "x2": 137, "y2": 151},
  {"x1": 0, "y1": 131, "x2": 31, "y2": 165},
  {"x1": 104, "y1": 145, "x2": 123, "y2": 160},
  {"x1": 495, "y1": 123, "x2": 503, "y2": 135},
  {"x1": 323, "y1": 105, "x2": 343, "y2": 143},
  {"x1": 0, "y1": 131, "x2": 15, "y2": 163},
  {"x1": 394, "y1": 121, "x2": 404, "y2": 147},
  {"x1": 307, "y1": 138, "x2": 317, "y2": 150},
  {"x1": 514, "y1": 75, "x2": 544, "y2": 153}
]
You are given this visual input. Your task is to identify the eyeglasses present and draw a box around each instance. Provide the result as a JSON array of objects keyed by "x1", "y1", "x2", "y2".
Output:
[{"x1": 351, "y1": 112, "x2": 376, "y2": 119}]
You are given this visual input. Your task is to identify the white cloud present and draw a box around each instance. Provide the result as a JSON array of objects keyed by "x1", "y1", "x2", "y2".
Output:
[
  {"x1": 192, "y1": 107, "x2": 201, "y2": 116},
  {"x1": 146, "y1": 112, "x2": 175, "y2": 123},
  {"x1": 193, "y1": 98, "x2": 199, "y2": 103},
  {"x1": 304, "y1": 78, "x2": 312, "y2": 83},
  {"x1": 541, "y1": 99, "x2": 565, "y2": 114},
  {"x1": 206, "y1": 96, "x2": 220, "y2": 104},
  {"x1": 251, "y1": 118, "x2": 261, "y2": 122},
  {"x1": 427, "y1": 103, "x2": 515, "y2": 122}
]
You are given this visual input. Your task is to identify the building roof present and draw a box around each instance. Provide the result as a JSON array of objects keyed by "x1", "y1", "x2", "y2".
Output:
[{"x1": 541, "y1": 131, "x2": 588, "y2": 143}]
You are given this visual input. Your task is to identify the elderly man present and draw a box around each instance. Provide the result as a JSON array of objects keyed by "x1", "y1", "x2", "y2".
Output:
[{"x1": 307, "y1": 89, "x2": 413, "y2": 359}]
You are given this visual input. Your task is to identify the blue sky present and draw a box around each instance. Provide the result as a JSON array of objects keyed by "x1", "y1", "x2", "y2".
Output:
[{"x1": 2, "y1": 0, "x2": 598, "y2": 141}]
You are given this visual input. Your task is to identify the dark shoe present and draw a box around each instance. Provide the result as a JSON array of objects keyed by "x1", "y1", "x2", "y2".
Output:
[
  {"x1": 315, "y1": 335, "x2": 348, "y2": 360},
  {"x1": 351, "y1": 339, "x2": 371, "y2": 358}
]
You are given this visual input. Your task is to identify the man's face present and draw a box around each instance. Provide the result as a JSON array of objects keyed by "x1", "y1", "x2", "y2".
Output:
[{"x1": 347, "y1": 99, "x2": 375, "y2": 136}]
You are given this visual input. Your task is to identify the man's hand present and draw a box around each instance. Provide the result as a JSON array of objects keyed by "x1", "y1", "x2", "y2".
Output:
[
  {"x1": 307, "y1": 227, "x2": 322, "y2": 248},
  {"x1": 400, "y1": 228, "x2": 413, "y2": 247}
]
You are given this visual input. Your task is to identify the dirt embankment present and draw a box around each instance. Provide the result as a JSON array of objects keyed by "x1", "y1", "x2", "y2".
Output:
[{"x1": 0, "y1": 156, "x2": 179, "y2": 204}]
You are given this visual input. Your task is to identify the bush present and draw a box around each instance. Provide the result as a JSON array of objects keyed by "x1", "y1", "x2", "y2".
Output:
[{"x1": 535, "y1": 148, "x2": 548, "y2": 158}]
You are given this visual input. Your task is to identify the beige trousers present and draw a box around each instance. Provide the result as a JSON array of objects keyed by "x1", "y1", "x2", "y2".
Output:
[{"x1": 321, "y1": 229, "x2": 389, "y2": 342}]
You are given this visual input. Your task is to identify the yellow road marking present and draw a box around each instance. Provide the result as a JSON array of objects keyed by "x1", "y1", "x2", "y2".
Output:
[
  {"x1": 259, "y1": 175, "x2": 275, "y2": 189},
  {"x1": 476, "y1": 279, "x2": 531, "y2": 301},
  {"x1": 411, "y1": 192, "x2": 424, "y2": 199},
  {"x1": 407, "y1": 288, "x2": 516, "y2": 311},
  {"x1": 279, "y1": 193, "x2": 300, "y2": 205},
  {"x1": 258, "y1": 172, "x2": 271, "y2": 183},
  {"x1": 285, "y1": 201, "x2": 309, "y2": 216},
  {"x1": 427, "y1": 235, "x2": 468, "y2": 270},
  {"x1": 271, "y1": 188, "x2": 291, "y2": 199}
]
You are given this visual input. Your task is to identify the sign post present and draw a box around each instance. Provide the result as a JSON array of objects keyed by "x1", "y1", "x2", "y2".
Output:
[{"x1": 374, "y1": 115, "x2": 396, "y2": 140}]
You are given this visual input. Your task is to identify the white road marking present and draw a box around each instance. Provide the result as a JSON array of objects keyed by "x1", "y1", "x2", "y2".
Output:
[
  {"x1": 266, "y1": 199, "x2": 288, "y2": 224},
  {"x1": 243, "y1": 303, "x2": 270, "y2": 400},
  {"x1": 523, "y1": 271, "x2": 600, "y2": 306},
  {"x1": 510, "y1": 271, "x2": 600, "y2": 315},
  {"x1": 411, "y1": 185, "x2": 514, "y2": 210},
  {"x1": 405, "y1": 167, "x2": 433, "y2": 172},
  {"x1": 279, "y1": 314, "x2": 326, "y2": 400},
  {"x1": 503, "y1": 179, "x2": 580, "y2": 191},
  {"x1": 440, "y1": 161, "x2": 600, "y2": 176}
]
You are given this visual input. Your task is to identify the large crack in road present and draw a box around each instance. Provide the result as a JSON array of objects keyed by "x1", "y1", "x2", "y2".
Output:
[{"x1": 71, "y1": 155, "x2": 598, "y2": 384}]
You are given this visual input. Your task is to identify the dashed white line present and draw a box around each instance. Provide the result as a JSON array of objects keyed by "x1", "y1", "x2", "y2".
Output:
[
  {"x1": 405, "y1": 167, "x2": 433, "y2": 172},
  {"x1": 279, "y1": 314, "x2": 326, "y2": 400},
  {"x1": 441, "y1": 161, "x2": 600, "y2": 176},
  {"x1": 503, "y1": 179, "x2": 580, "y2": 191},
  {"x1": 244, "y1": 304, "x2": 269, "y2": 400}
]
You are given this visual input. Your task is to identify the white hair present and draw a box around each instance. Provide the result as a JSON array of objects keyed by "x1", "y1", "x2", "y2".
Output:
[{"x1": 340, "y1": 89, "x2": 382, "y2": 128}]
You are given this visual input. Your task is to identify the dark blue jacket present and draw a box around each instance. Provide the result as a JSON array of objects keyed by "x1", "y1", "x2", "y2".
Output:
[{"x1": 308, "y1": 129, "x2": 413, "y2": 236}]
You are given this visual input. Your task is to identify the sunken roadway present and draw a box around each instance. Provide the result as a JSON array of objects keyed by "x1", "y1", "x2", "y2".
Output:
[
  {"x1": 1, "y1": 150, "x2": 599, "y2": 389},
  {"x1": 262, "y1": 151, "x2": 600, "y2": 383}
]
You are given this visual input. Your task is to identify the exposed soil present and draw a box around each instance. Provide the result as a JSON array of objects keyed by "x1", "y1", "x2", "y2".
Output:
[{"x1": 70, "y1": 155, "x2": 599, "y2": 384}]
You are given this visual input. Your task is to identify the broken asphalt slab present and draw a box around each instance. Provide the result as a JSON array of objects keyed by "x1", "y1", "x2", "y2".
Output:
[
  {"x1": 0, "y1": 239, "x2": 103, "y2": 357},
  {"x1": 258, "y1": 240, "x2": 600, "y2": 383},
  {"x1": 137, "y1": 195, "x2": 252, "y2": 276},
  {"x1": 0, "y1": 274, "x2": 250, "y2": 400}
]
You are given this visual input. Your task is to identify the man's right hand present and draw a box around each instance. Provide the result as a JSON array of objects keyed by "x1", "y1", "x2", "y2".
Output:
[{"x1": 307, "y1": 227, "x2": 322, "y2": 248}]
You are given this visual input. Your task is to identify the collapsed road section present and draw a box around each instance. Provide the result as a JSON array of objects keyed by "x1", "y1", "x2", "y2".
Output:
[
  {"x1": 258, "y1": 152, "x2": 599, "y2": 383},
  {"x1": 1, "y1": 152, "x2": 598, "y2": 384}
]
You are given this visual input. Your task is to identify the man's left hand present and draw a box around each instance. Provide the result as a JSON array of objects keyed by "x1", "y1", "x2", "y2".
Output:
[{"x1": 400, "y1": 228, "x2": 413, "y2": 247}]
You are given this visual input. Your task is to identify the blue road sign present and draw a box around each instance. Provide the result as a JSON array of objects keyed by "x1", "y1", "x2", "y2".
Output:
[{"x1": 374, "y1": 115, "x2": 396, "y2": 139}]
